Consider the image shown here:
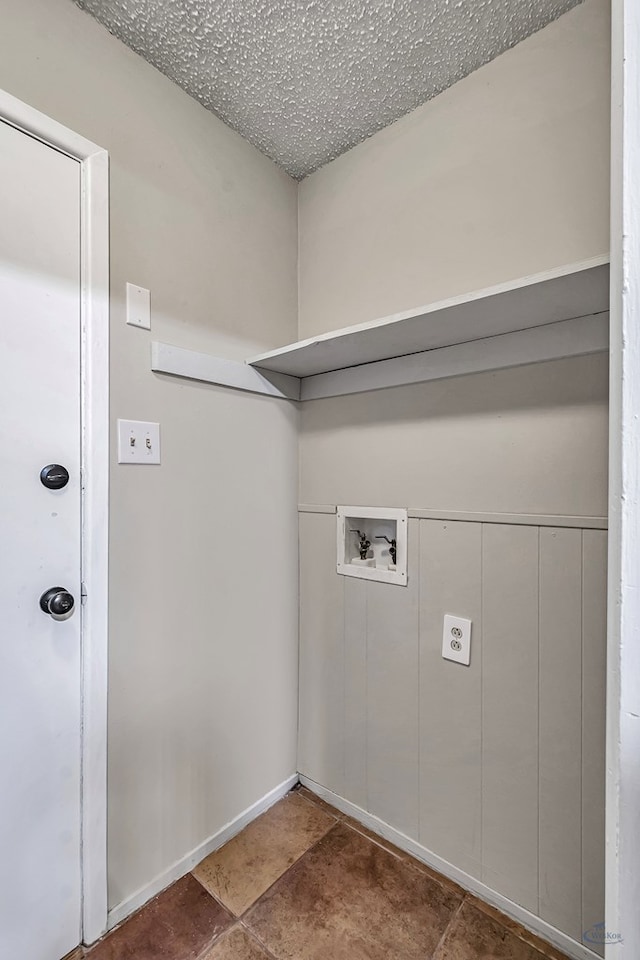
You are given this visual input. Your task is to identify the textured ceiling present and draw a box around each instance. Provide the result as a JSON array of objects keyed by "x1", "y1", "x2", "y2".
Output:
[{"x1": 75, "y1": 0, "x2": 583, "y2": 179}]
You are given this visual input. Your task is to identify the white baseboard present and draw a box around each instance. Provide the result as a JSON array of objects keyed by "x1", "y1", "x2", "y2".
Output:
[
  {"x1": 299, "y1": 776, "x2": 600, "y2": 960},
  {"x1": 106, "y1": 773, "x2": 299, "y2": 933}
]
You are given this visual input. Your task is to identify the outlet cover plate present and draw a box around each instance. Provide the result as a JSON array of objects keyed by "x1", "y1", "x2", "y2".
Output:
[
  {"x1": 442, "y1": 614, "x2": 472, "y2": 665},
  {"x1": 117, "y1": 419, "x2": 161, "y2": 464},
  {"x1": 126, "y1": 283, "x2": 151, "y2": 329}
]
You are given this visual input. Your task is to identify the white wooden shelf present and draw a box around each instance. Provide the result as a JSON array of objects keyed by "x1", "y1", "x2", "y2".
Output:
[
  {"x1": 248, "y1": 257, "x2": 609, "y2": 378},
  {"x1": 153, "y1": 257, "x2": 609, "y2": 401}
]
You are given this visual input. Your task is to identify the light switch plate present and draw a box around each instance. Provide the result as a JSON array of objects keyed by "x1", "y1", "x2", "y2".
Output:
[
  {"x1": 117, "y1": 419, "x2": 161, "y2": 464},
  {"x1": 126, "y1": 283, "x2": 151, "y2": 329},
  {"x1": 442, "y1": 614, "x2": 472, "y2": 665}
]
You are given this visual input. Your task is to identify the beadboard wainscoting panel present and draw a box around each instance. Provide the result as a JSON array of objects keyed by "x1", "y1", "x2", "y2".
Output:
[
  {"x1": 482, "y1": 524, "x2": 540, "y2": 914},
  {"x1": 419, "y1": 519, "x2": 483, "y2": 878},
  {"x1": 298, "y1": 512, "x2": 345, "y2": 796},
  {"x1": 538, "y1": 528, "x2": 583, "y2": 941},
  {"x1": 581, "y1": 530, "x2": 608, "y2": 958},
  {"x1": 365, "y1": 520, "x2": 421, "y2": 837},
  {"x1": 297, "y1": 508, "x2": 606, "y2": 952},
  {"x1": 344, "y1": 577, "x2": 368, "y2": 809}
]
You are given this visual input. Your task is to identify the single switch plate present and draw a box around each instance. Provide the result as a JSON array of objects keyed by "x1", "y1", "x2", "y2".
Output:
[
  {"x1": 126, "y1": 283, "x2": 151, "y2": 329},
  {"x1": 442, "y1": 614, "x2": 472, "y2": 665},
  {"x1": 117, "y1": 419, "x2": 161, "y2": 464}
]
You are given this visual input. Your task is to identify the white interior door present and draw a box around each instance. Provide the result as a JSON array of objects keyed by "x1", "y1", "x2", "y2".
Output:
[{"x1": 0, "y1": 120, "x2": 82, "y2": 959}]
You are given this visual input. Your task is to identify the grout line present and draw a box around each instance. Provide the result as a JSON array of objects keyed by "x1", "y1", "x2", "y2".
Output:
[
  {"x1": 467, "y1": 893, "x2": 575, "y2": 960},
  {"x1": 239, "y1": 923, "x2": 279, "y2": 960},
  {"x1": 339, "y1": 815, "x2": 408, "y2": 860},
  {"x1": 234, "y1": 819, "x2": 341, "y2": 925},
  {"x1": 297, "y1": 786, "x2": 411, "y2": 862},
  {"x1": 188, "y1": 792, "x2": 344, "y2": 958},
  {"x1": 194, "y1": 927, "x2": 228, "y2": 960},
  {"x1": 295, "y1": 786, "x2": 342, "y2": 820},
  {"x1": 302, "y1": 787, "x2": 465, "y2": 898},
  {"x1": 190, "y1": 875, "x2": 236, "y2": 919},
  {"x1": 337, "y1": 814, "x2": 464, "y2": 897},
  {"x1": 190, "y1": 790, "x2": 334, "y2": 924},
  {"x1": 296, "y1": 786, "x2": 346, "y2": 825},
  {"x1": 237, "y1": 921, "x2": 281, "y2": 960},
  {"x1": 188, "y1": 877, "x2": 242, "y2": 959},
  {"x1": 175, "y1": 875, "x2": 247, "y2": 960},
  {"x1": 432, "y1": 896, "x2": 466, "y2": 959}
]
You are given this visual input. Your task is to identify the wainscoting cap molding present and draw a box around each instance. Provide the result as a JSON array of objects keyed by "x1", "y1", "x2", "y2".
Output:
[
  {"x1": 406, "y1": 508, "x2": 608, "y2": 529},
  {"x1": 297, "y1": 505, "x2": 607, "y2": 529}
]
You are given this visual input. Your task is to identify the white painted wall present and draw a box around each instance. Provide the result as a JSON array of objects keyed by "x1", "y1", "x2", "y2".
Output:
[{"x1": 0, "y1": 0, "x2": 299, "y2": 915}]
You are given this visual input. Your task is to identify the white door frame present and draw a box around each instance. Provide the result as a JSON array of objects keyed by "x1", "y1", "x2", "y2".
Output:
[
  {"x1": 0, "y1": 90, "x2": 109, "y2": 946},
  {"x1": 607, "y1": 2, "x2": 640, "y2": 957}
]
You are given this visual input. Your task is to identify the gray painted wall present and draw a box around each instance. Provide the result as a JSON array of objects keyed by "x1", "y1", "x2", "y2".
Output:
[
  {"x1": 0, "y1": 0, "x2": 299, "y2": 913},
  {"x1": 298, "y1": 0, "x2": 610, "y2": 520},
  {"x1": 300, "y1": 353, "x2": 609, "y2": 519},
  {"x1": 297, "y1": 0, "x2": 610, "y2": 953},
  {"x1": 299, "y1": 511, "x2": 607, "y2": 951}
]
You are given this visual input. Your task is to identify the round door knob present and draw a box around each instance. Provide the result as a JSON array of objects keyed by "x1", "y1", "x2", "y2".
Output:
[
  {"x1": 40, "y1": 464, "x2": 69, "y2": 490},
  {"x1": 39, "y1": 587, "x2": 75, "y2": 621}
]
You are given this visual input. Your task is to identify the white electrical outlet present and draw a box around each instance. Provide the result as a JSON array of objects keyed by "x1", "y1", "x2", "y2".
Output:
[
  {"x1": 117, "y1": 419, "x2": 161, "y2": 464},
  {"x1": 442, "y1": 614, "x2": 472, "y2": 665}
]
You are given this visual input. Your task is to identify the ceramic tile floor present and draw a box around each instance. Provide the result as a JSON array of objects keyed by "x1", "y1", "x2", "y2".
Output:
[{"x1": 85, "y1": 787, "x2": 572, "y2": 960}]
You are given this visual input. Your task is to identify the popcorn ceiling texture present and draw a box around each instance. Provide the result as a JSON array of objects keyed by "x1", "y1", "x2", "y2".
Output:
[{"x1": 74, "y1": 0, "x2": 583, "y2": 179}]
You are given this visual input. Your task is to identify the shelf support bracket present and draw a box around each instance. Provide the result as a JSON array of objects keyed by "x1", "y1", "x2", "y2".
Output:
[{"x1": 151, "y1": 341, "x2": 301, "y2": 401}]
